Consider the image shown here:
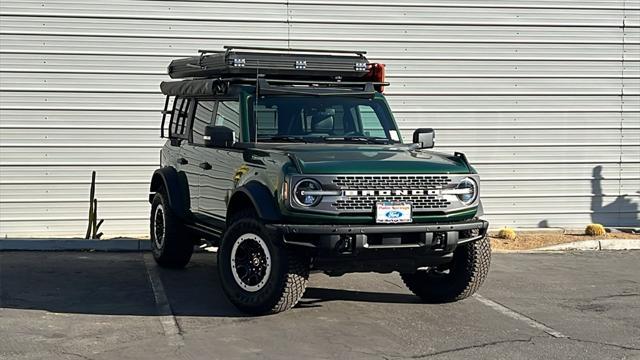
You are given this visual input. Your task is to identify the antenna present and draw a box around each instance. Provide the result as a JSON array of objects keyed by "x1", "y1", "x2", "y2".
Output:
[{"x1": 254, "y1": 59, "x2": 259, "y2": 144}]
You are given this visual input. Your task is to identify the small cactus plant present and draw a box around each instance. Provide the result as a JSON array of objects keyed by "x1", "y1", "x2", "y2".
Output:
[
  {"x1": 85, "y1": 171, "x2": 104, "y2": 239},
  {"x1": 585, "y1": 223, "x2": 607, "y2": 237},
  {"x1": 497, "y1": 227, "x2": 517, "y2": 240}
]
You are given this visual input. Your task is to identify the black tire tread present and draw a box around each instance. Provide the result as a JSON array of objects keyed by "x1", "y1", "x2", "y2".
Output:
[
  {"x1": 270, "y1": 249, "x2": 309, "y2": 313},
  {"x1": 219, "y1": 213, "x2": 309, "y2": 315},
  {"x1": 401, "y1": 237, "x2": 491, "y2": 303},
  {"x1": 150, "y1": 192, "x2": 194, "y2": 269}
]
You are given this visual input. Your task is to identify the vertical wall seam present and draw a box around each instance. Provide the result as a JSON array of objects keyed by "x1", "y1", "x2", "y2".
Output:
[
  {"x1": 618, "y1": 0, "x2": 626, "y2": 226},
  {"x1": 286, "y1": 0, "x2": 290, "y2": 49}
]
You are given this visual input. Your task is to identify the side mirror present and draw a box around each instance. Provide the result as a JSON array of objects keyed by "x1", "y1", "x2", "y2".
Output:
[
  {"x1": 204, "y1": 125, "x2": 235, "y2": 148},
  {"x1": 413, "y1": 128, "x2": 435, "y2": 149}
]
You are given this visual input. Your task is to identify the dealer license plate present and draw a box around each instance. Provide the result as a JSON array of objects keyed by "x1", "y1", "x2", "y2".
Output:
[{"x1": 375, "y1": 202, "x2": 412, "y2": 224}]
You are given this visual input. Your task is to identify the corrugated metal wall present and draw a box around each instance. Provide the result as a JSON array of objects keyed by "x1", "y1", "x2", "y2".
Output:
[{"x1": 1, "y1": 0, "x2": 638, "y2": 237}]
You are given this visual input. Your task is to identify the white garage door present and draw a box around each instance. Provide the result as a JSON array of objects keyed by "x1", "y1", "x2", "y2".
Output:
[{"x1": 0, "y1": 0, "x2": 638, "y2": 237}]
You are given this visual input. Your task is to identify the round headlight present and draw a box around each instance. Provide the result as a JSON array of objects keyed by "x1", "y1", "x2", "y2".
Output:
[
  {"x1": 293, "y1": 179, "x2": 322, "y2": 207},
  {"x1": 456, "y1": 178, "x2": 477, "y2": 204}
]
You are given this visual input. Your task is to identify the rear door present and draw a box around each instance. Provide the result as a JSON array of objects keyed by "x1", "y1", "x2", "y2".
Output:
[{"x1": 167, "y1": 97, "x2": 201, "y2": 213}]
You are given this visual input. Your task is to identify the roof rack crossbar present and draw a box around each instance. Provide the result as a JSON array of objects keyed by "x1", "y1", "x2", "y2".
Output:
[
  {"x1": 256, "y1": 78, "x2": 377, "y2": 97},
  {"x1": 198, "y1": 46, "x2": 368, "y2": 56}
]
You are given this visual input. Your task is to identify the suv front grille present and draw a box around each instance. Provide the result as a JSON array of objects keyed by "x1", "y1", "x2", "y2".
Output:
[
  {"x1": 330, "y1": 175, "x2": 452, "y2": 213},
  {"x1": 332, "y1": 175, "x2": 451, "y2": 190}
]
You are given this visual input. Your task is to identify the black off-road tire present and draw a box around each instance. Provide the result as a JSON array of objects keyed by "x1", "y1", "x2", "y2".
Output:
[
  {"x1": 150, "y1": 192, "x2": 194, "y2": 268},
  {"x1": 218, "y1": 213, "x2": 309, "y2": 315},
  {"x1": 401, "y1": 237, "x2": 491, "y2": 303}
]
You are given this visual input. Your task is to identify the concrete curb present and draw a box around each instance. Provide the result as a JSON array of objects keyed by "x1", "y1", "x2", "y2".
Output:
[
  {"x1": 492, "y1": 239, "x2": 640, "y2": 253},
  {"x1": 0, "y1": 239, "x2": 151, "y2": 251}
]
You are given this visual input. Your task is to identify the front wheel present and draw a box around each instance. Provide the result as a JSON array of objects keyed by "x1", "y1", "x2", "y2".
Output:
[
  {"x1": 401, "y1": 237, "x2": 491, "y2": 303},
  {"x1": 218, "y1": 216, "x2": 309, "y2": 315}
]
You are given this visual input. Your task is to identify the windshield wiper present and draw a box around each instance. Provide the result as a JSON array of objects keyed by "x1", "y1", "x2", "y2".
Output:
[
  {"x1": 257, "y1": 135, "x2": 309, "y2": 143},
  {"x1": 321, "y1": 136, "x2": 391, "y2": 144}
]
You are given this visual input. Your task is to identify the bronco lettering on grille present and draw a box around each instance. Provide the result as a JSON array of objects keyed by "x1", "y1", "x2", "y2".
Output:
[{"x1": 343, "y1": 189, "x2": 441, "y2": 196}]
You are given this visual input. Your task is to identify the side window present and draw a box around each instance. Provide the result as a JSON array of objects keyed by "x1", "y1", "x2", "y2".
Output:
[
  {"x1": 215, "y1": 100, "x2": 240, "y2": 141},
  {"x1": 169, "y1": 97, "x2": 191, "y2": 139},
  {"x1": 192, "y1": 100, "x2": 215, "y2": 145},
  {"x1": 358, "y1": 105, "x2": 386, "y2": 138}
]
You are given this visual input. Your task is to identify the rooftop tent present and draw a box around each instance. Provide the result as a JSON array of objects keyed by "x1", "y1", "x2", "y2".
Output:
[{"x1": 167, "y1": 46, "x2": 370, "y2": 81}]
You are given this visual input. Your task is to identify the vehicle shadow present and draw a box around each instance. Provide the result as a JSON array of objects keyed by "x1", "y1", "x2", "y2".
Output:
[
  {"x1": 299, "y1": 287, "x2": 420, "y2": 308},
  {"x1": 0, "y1": 251, "x2": 418, "y2": 318}
]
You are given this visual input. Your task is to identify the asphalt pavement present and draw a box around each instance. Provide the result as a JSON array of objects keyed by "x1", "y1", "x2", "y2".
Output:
[{"x1": 1, "y1": 250, "x2": 639, "y2": 360}]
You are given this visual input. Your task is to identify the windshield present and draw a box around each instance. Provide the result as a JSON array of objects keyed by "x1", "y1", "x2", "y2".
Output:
[{"x1": 248, "y1": 96, "x2": 400, "y2": 144}]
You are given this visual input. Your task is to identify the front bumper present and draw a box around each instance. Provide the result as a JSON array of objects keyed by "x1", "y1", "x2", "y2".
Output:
[{"x1": 267, "y1": 219, "x2": 489, "y2": 273}]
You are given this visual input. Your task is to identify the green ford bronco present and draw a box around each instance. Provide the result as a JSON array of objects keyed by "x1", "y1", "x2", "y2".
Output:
[{"x1": 149, "y1": 46, "x2": 490, "y2": 314}]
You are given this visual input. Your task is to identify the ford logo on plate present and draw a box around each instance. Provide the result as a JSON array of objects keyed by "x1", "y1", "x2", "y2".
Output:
[{"x1": 385, "y1": 210, "x2": 404, "y2": 219}]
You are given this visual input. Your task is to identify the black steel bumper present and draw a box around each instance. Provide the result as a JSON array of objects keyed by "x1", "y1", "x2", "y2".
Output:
[{"x1": 267, "y1": 220, "x2": 488, "y2": 273}]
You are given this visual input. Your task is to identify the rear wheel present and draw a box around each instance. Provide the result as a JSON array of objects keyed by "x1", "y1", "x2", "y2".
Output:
[
  {"x1": 401, "y1": 237, "x2": 491, "y2": 303},
  {"x1": 150, "y1": 192, "x2": 195, "y2": 268},
  {"x1": 218, "y1": 215, "x2": 309, "y2": 315}
]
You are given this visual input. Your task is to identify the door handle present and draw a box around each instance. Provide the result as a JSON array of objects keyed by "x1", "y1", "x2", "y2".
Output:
[
  {"x1": 199, "y1": 162, "x2": 212, "y2": 170},
  {"x1": 177, "y1": 157, "x2": 188, "y2": 165}
]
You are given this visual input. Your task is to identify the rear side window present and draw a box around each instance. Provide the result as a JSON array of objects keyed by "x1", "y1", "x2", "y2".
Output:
[
  {"x1": 192, "y1": 100, "x2": 215, "y2": 145},
  {"x1": 169, "y1": 97, "x2": 191, "y2": 139}
]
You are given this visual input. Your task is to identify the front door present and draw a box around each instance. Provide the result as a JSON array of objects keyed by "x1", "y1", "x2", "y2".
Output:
[
  {"x1": 185, "y1": 98, "x2": 217, "y2": 215},
  {"x1": 197, "y1": 99, "x2": 244, "y2": 224}
]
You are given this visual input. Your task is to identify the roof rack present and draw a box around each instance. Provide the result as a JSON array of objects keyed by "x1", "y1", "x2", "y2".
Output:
[
  {"x1": 160, "y1": 77, "x2": 389, "y2": 97},
  {"x1": 167, "y1": 46, "x2": 370, "y2": 80}
]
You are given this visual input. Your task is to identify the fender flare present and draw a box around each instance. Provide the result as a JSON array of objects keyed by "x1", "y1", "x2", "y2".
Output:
[
  {"x1": 228, "y1": 181, "x2": 282, "y2": 223},
  {"x1": 149, "y1": 167, "x2": 191, "y2": 219}
]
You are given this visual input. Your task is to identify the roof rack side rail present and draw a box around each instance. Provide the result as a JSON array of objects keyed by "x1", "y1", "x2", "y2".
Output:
[
  {"x1": 245, "y1": 78, "x2": 389, "y2": 87},
  {"x1": 212, "y1": 77, "x2": 389, "y2": 89},
  {"x1": 210, "y1": 45, "x2": 366, "y2": 57},
  {"x1": 197, "y1": 49, "x2": 227, "y2": 54},
  {"x1": 256, "y1": 78, "x2": 379, "y2": 97}
]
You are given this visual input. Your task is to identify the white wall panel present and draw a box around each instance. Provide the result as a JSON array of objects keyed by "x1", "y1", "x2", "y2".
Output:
[{"x1": 1, "y1": 0, "x2": 638, "y2": 237}]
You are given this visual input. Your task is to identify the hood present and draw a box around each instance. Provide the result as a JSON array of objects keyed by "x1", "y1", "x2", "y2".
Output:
[{"x1": 262, "y1": 144, "x2": 471, "y2": 174}]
